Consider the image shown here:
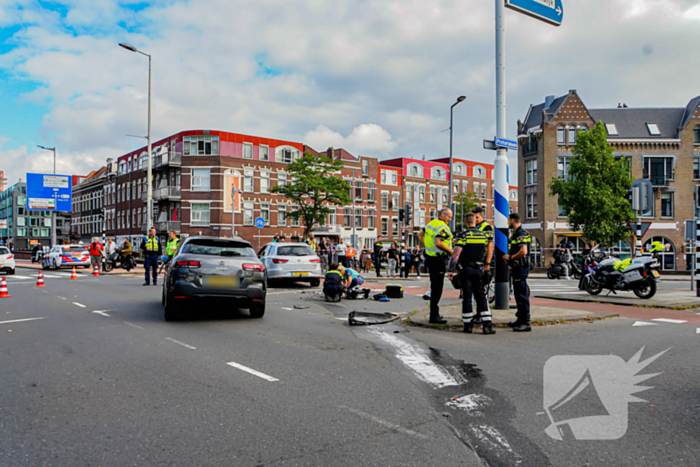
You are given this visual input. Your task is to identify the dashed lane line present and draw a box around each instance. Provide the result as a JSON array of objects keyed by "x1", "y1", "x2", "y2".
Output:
[
  {"x1": 123, "y1": 321, "x2": 145, "y2": 330},
  {"x1": 73, "y1": 302, "x2": 86, "y2": 308},
  {"x1": 697, "y1": 328, "x2": 700, "y2": 334},
  {"x1": 633, "y1": 321, "x2": 659, "y2": 327},
  {"x1": 0, "y1": 317, "x2": 45, "y2": 325},
  {"x1": 339, "y1": 406, "x2": 428, "y2": 440},
  {"x1": 57, "y1": 296, "x2": 67, "y2": 300},
  {"x1": 651, "y1": 318, "x2": 688, "y2": 324},
  {"x1": 226, "y1": 361, "x2": 279, "y2": 382},
  {"x1": 166, "y1": 337, "x2": 197, "y2": 350},
  {"x1": 92, "y1": 310, "x2": 112, "y2": 317}
]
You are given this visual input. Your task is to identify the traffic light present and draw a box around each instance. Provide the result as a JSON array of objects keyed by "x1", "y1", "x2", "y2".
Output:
[
  {"x1": 405, "y1": 204, "x2": 412, "y2": 225},
  {"x1": 398, "y1": 208, "x2": 405, "y2": 223}
]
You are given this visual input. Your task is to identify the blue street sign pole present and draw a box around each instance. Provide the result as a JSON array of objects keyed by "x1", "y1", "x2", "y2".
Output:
[{"x1": 255, "y1": 216, "x2": 265, "y2": 249}]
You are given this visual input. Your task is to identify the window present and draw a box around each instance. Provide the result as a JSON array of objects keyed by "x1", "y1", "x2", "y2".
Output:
[
  {"x1": 441, "y1": 188, "x2": 448, "y2": 205},
  {"x1": 523, "y1": 134, "x2": 538, "y2": 156},
  {"x1": 695, "y1": 158, "x2": 700, "y2": 180},
  {"x1": 362, "y1": 159, "x2": 369, "y2": 176},
  {"x1": 568, "y1": 125, "x2": 577, "y2": 145},
  {"x1": 392, "y1": 193, "x2": 399, "y2": 211},
  {"x1": 646, "y1": 123, "x2": 660, "y2": 136},
  {"x1": 419, "y1": 185, "x2": 426, "y2": 203},
  {"x1": 430, "y1": 209, "x2": 435, "y2": 219},
  {"x1": 643, "y1": 157, "x2": 674, "y2": 186},
  {"x1": 510, "y1": 189, "x2": 518, "y2": 200},
  {"x1": 557, "y1": 125, "x2": 566, "y2": 144},
  {"x1": 29, "y1": 218, "x2": 38, "y2": 227},
  {"x1": 579, "y1": 125, "x2": 589, "y2": 132},
  {"x1": 454, "y1": 163, "x2": 465, "y2": 175},
  {"x1": 17, "y1": 217, "x2": 25, "y2": 226},
  {"x1": 462, "y1": 181, "x2": 468, "y2": 193},
  {"x1": 392, "y1": 218, "x2": 399, "y2": 237},
  {"x1": 355, "y1": 208, "x2": 363, "y2": 228},
  {"x1": 381, "y1": 218, "x2": 389, "y2": 236},
  {"x1": 368, "y1": 182, "x2": 375, "y2": 202},
  {"x1": 243, "y1": 143, "x2": 253, "y2": 159},
  {"x1": 453, "y1": 181, "x2": 459, "y2": 195},
  {"x1": 695, "y1": 126, "x2": 700, "y2": 144},
  {"x1": 282, "y1": 149, "x2": 294, "y2": 164},
  {"x1": 40, "y1": 228, "x2": 49, "y2": 237},
  {"x1": 474, "y1": 166, "x2": 486, "y2": 179},
  {"x1": 409, "y1": 164, "x2": 420, "y2": 177},
  {"x1": 661, "y1": 193, "x2": 674, "y2": 218},
  {"x1": 432, "y1": 167, "x2": 446, "y2": 181},
  {"x1": 243, "y1": 169, "x2": 254, "y2": 192},
  {"x1": 290, "y1": 206, "x2": 300, "y2": 227},
  {"x1": 355, "y1": 181, "x2": 363, "y2": 201},
  {"x1": 391, "y1": 172, "x2": 398, "y2": 185},
  {"x1": 344, "y1": 208, "x2": 352, "y2": 227},
  {"x1": 526, "y1": 193, "x2": 538, "y2": 218},
  {"x1": 406, "y1": 184, "x2": 412, "y2": 203},
  {"x1": 277, "y1": 205, "x2": 287, "y2": 226},
  {"x1": 368, "y1": 210, "x2": 375, "y2": 228},
  {"x1": 17, "y1": 227, "x2": 26, "y2": 237},
  {"x1": 644, "y1": 237, "x2": 675, "y2": 271},
  {"x1": 191, "y1": 203, "x2": 211, "y2": 226},
  {"x1": 261, "y1": 203, "x2": 270, "y2": 225},
  {"x1": 328, "y1": 208, "x2": 336, "y2": 226},
  {"x1": 526, "y1": 159, "x2": 538, "y2": 186},
  {"x1": 605, "y1": 123, "x2": 618, "y2": 135},
  {"x1": 381, "y1": 192, "x2": 389, "y2": 210},
  {"x1": 260, "y1": 171, "x2": 270, "y2": 194},
  {"x1": 558, "y1": 202, "x2": 567, "y2": 217},
  {"x1": 481, "y1": 184, "x2": 487, "y2": 200},
  {"x1": 192, "y1": 169, "x2": 211, "y2": 191},
  {"x1": 277, "y1": 173, "x2": 287, "y2": 187},
  {"x1": 183, "y1": 136, "x2": 219, "y2": 156},
  {"x1": 430, "y1": 186, "x2": 436, "y2": 204},
  {"x1": 557, "y1": 156, "x2": 571, "y2": 180},
  {"x1": 260, "y1": 145, "x2": 269, "y2": 161},
  {"x1": 243, "y1": 202, "x2": 253, "y2": 225},
  {"x1": 380, "y1": 170, "x2": 386, "y2": 184}
]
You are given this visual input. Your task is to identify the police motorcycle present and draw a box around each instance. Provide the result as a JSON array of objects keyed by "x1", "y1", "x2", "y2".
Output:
[
  {"x1": 102, "y1": 248, "x2": 136, "y2": 272},
  {"x1": 583, "y1": 243, "x2": 662, "y2": 299}
]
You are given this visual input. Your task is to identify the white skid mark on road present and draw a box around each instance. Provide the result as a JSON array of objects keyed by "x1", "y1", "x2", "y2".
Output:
[
  {"x1": 446, "y1": 394, "x2": 492, "y2": 416},
  {"x1": 281, "y1": 307, "x2": 294, "y2": 310},
  {"x1": 0, "y1": 317, "x2": 45, "y2": 325},
  {"x1": 56, "y1": 296, "x2": 67, "y2": 300},
  {"x1": 651, "y1": 318, "x2": 688, "y2": 324},
  {"x1": 72, "y1": 302, "x2": 86, "y2": 308},
  {"x1": 123, "y1": 321, "x2": 145, "y2": 330},
  {"x1": 339, "y1": 406, "x2": 428, "y2": 439},
  {"x1": 368, "y1": 329, "x2": 463, "y2": 388},
  {"x1": 469, "y1": 423, "x2": 519, "y2": 459},
  {"x1": 633, "y1": 321, "x2": 659, "y2": 327},
  {"x1": 92, "y1": 310, "x2": 112, "y2": 317},
  {"x1": 226, "y1": 361, "x2": 279, "y2": 382},
  {"x1": 166, "y1": 337, "x2": 197, "y2": 350}
]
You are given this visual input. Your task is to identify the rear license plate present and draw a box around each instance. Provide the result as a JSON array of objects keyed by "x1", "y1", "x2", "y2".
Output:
[
  {"x1": 652, "y1": 270, "x2": 660, "y2": 277},
  {"x1": 292, "y1": 272, "x2": 309, "y2": 277},
  {"x1": 204, "y1": 275, "x2": 239, "y2": 288}
]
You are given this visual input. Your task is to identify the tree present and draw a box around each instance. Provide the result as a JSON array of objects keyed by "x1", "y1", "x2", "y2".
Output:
[
  {"x1": 549, "y1": 121, "x2": 634, "y2": 247},
  {"x1": 270, "y1": 153, "x2": 351, "y2": 240},
  {"x1": 452, "y1": 191, "x2": 479, "y2": 233}
]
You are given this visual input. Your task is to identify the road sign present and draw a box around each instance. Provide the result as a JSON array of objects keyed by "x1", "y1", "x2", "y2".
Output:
[
  {"x1": 494, "y1": 137, "x2": 518, "y2": 151},
  {"x1": 483, "y1": 139, "x2": 497, "y2": 150},
  {"x1": 628, "y1": 221, "x2": 652, "y2": 239},
  {"x1": 26, "y1": 173, "x2": 72, "y2": 212},
  {"x1": 254, "y1": 217, "x2": 265, "y2": 229},
  {"x1": 505, "y1": 0, "x2": 564, "y2": 27}
]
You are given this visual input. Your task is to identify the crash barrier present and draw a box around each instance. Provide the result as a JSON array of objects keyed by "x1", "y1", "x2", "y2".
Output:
[
  {"x1": 35, "y1": 271, "x2": 46, "y2": 287},
  {"x1": 0, "y1": 277, "x2": 10, "y2": 298}
]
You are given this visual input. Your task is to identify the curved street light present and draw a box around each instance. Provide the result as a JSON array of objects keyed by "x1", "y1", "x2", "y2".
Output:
[{"x1": 449, "y1": 96, "x2": 467, "y2": 231}]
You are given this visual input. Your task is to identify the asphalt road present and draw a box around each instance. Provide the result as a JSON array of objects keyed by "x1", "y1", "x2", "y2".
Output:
[{"x1": 1, "y1": 272, "x2": 699, "y2": 466}]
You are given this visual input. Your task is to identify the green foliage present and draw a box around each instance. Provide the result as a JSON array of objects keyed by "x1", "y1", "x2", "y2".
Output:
[
  {"x1": 452, "y1": 191, "x2": 480, "y2": 233},
  {"x1": 549, "y1": 121, "x2": 634, "y2": 247},
  {"x1": 270, "y1": 153, "x2": 351, "y2": 240}
]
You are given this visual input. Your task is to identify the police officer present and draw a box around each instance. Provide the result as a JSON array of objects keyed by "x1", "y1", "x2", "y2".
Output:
[
  {"x1": 471, "y1": 206, "x2": 494, "y2": 325},
  {"x1": 450, "y1": 213, "x2": 495, "y2": 334},
  {"x1": 503, "y1": 213, "x2": 532, "y2": 332},
  {"x1": 417, "y1": 208, "x2": 453, "y2": 324},
  {"x1": 373, "y1": 239, "x2": 384, "y2": 277},
  {"x1": 165, "y1": 230, "x2": 180, "y2": 260},
  {"x1": 140, "y1": 228, "x2": 162, "y2": 286}
]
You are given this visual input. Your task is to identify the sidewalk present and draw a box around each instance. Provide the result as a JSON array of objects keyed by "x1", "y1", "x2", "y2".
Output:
[
  {"x1": 534, "y1": 290, "x2": 700, "y2": 311},
  {"x1": 408, "y1": 302, "x2": 618, "y2": 329}
]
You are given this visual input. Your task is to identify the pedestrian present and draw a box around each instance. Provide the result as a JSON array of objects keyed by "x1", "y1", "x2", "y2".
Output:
[
  {"x1": 31, "y1": 243, "x2": 41, "y2": 263},
  {"x1": 386, "y1": 242, "x2": 398, "y2": 278},
  {"x1": 417, "y1": 208, "x2": 454, "y2": 324},
  {"x1": 273, "y1": 235, "x2": 279, "y2": 243},
  {"x1": 359, "y1": 247, "x2": 369, "y2": 273},
  {"x1": 306, "y1": 233, "x2": 318, "y2": 253},
  {"x1": 472, "y1": 206, "x2": 495, "y2": 325},
  {"x1": 403, "y1": 247, "x2": 412, "y2": 278},
  {"x1": 89, "y1": 237, "x2": 104, "y2": 273},
  {"x1": 503, "y1": 213, "x2": 532, "y2": 332},
  {"x1": 450, "y1": 213, "x2": 495, "y2": 335},
  {"x1": 140, "y1": 227, "x2": 162, "y2": 286},
  {"x1": 165, "y1": 230, "x2": 180, "y2": 261},
  {"x1": 413, "y1": 245, "x2": 423, "y2": 278},
  {"x1": 578, "y1": 242, "x2": 593, "y2": 290},
  {"x1": 373, "y1": 239, "x2": 384, "y2": 277},
  {"x1": 336, "y1": 238, "x2": 347, "y2": 267},
  {"x1": 104, "y1": 238, "x2": 117, "y2": 264}
]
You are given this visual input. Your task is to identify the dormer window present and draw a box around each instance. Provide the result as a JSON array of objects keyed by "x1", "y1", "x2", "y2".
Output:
[
  {"x1": 474, "y1": 166, "x2": 486, "y2": 179},
  {"x1": 454, "y1": 163, "x2": 466, "y2": 175},
  {"x1": 408, "y1": 164, "x2": 421, "y2": 177},
  {"x1": 646, "y1": 123, "x2": 660, "y2": 136},
  {"x1": 431, "y1": 167, "x2": 446, "y2": 181},
  {"x1": 605, "y1": 123, "x2": 618, "y2": 135}
]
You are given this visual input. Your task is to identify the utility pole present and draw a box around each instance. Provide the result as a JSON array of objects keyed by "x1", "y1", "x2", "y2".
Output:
[{"x1": 37, "y1": 145, "x2": 57, "y2": 247}]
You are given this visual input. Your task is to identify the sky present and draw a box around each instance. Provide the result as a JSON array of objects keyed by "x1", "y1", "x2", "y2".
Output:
[{"x1": 1, "y1": 0, "x2": 699, "y2": 187}]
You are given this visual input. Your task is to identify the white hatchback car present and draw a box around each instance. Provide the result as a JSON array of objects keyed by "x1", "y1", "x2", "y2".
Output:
[
  {"x1": 0, "y1": 246, "x2": 16, "y2": 275},
  {"x1": 258, "y1": 242, "x2": 323, "y2": 286},
  {"x1": 47, "y1": 244, "x2": 91, "y2": 269}
]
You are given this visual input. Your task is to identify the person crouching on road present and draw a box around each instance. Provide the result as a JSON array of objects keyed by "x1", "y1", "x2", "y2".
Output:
[
  {"x1": 89, "y1": 237, "x2": 104, "y2": 273},
  {"x1": 449, "y1": 213, "x2": 495, "y2": 335},
  {"x1": 503, "y1": 213, "x2": 532, "y2": 333},
  {"x1": 141, "y1": 228, "x2": 162, "y2": 286},
  {"x1": 323, "y1": 262, "x2": 345, "y2": 302},
  {"x1": 417, "y1": 208, "x2": 454, "y2": 325}
]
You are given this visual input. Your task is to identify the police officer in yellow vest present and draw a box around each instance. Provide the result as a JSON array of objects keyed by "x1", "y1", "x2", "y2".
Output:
[
  {"x1": 417, "y1": 208, "x2": 454, "y2": 324},
  {"x1": 472, "y1": 206, "x2": 495, "y2": 326},
  {"x1": 166, "y1": 230, "x2": 180, "y2": 259},
  {"x1": 449, "y1": 213, "x2": 495, "y2": 335},
  {"x1": 140, "y1": 227, "x2": 162, "y2": 286}
]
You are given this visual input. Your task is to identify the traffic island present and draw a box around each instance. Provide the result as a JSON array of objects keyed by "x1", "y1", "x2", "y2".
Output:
[
  {"x1": 534, "y1": 291, "x2": 700, "y2": 311},
  {"x1": 408, "y1": 303, "x2": 618, "y2": 330}
]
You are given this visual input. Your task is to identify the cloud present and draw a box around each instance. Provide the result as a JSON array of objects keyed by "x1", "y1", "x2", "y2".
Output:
[{"x1": 304, "y1": 123, "x2": 398, "y2": 156}]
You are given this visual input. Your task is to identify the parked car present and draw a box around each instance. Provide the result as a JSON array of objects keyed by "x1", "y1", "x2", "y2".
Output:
[
  {"x1": 258, "y1": 242, "x2": 323, "y2": 287},
  {"x1": 162, "y1": 236, "x2": 266, "y2": 321},
  {"x1": 46, "y1": 245, "x2": 90, "y2": 269},
  {"x1": 0, "y1": 246, "x2": 16, "y2": 275}
]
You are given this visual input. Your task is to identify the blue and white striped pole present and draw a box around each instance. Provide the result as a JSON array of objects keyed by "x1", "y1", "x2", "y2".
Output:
[{"x1": 493, "y1": 0, "x2": 511, "y2": 310}]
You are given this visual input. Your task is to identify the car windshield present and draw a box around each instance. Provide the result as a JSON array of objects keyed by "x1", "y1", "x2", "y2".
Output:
[
  {"x1": 181, "y1": 239, "x2": 256, "y2": 257},
  {"x1": 277, "y1": 246, "x2": 315, "y2": 256},
  {"x1": 0, "y1": 248, "x2": 9, "y2": 255},
  {"x1": 64, "y1": 247, "x2": 88, "y2": 253}
]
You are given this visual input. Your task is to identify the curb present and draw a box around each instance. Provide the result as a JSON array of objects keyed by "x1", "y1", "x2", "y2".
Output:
[{"x1": 535, "y1": 294, "x2": 700, "y2": 311}]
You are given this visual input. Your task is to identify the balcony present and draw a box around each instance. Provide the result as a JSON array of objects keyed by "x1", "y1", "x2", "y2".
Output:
[
  {"x1": 142, "y1": 152, "x2": 182, "y2": 172},
  {"x1": 142, "y1": 186, "x2": 181, "y2": 203},
  {"x1": 157, "y1": 221, "x2": 181, "y2": 233},
  {"x1": 314, "y1": 225, "x2": 342, "y2": 235}
]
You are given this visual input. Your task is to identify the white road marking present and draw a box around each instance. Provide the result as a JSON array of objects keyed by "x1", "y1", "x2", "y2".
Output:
[
  {"x1": 281, "y1": 307, "x2": 294, "y2": 310},
  {"x1": 446, "y1": 394, "x2": 492, "y2": 416},
  {"x1": 123, "y1": 321, "x2": 145, "y2": 330},
  {"x1": 92, "y1": 310, "x2": 111, "y2": 317},
  {"x1": 166, "y1": 337, "x2": 197, "y2": 350},
  {"x1": 267, "y1": 291, "x2": 304, "y2": 295},
  {"x1": 7, "y1": 275, "x2": 33, "y2": 280},
  {"x1": 651, "y1": 318, "x2": 688, "y2": 324},
  {"x1": 0, "y1": 317, "x2": 45, "y2": 325},
  {"x1": 369, "y1": 329, "x2": 463, "y2": 388},
  {"x1": 469, "y1": 423, "x2": 517, "y2": 456},
  {"x1": 339, "y1": 406, "x2": 428, "y2": 439},
  {"x1": 56, "y1": 296, "x2": 67, "y2": 300},
  {"x1": 696, "y1": 328, "x2": 700, "y2": 334},
  {"x1": 226, "y1": 361, "x2": 279, "y2": 382},
  {"x1": 633, "y1": 321, "x2": 659, "y2": 327},
  {"x1": 73, "y1": 302, "x2": 86, "y2": 308}
]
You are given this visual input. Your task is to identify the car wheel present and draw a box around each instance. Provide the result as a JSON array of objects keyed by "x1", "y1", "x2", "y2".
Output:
[
  {"x1": 164, "y1": 291, "x2": 184, "y2": 321},
  {"x1": 161, "y1": 285, "x2": 166, "y2": 306},
  {"x1": 249, "y1": 300, "x2": 265, "y2": 318},
  {"x1": 52, "y1": 259, "x2": 58, "y2": 270},
  {"x1": 310, "y1": 279, "x2": 320, "y2": 287},
  {"x1": 8, "y1": 268, "x2": 15, "y2": 275},
  {"x1": 83, "y1": 265, "x2": 90, "y2": 269}
]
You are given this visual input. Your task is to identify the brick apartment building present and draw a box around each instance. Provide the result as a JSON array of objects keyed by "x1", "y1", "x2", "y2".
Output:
[
  {"x1": 71, "y1": 165, "x2": 109, "y2": 244},
  {"x1": 517, "y1": 90, "x2": 700, "y2": 269}
]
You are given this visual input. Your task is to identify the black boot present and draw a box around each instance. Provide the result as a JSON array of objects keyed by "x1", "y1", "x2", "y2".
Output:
[
  {"x1": 483, "y1": 324, "x2": 496, "y2": 335},
  {"x1": 507, "y1": 320, "x2": 519, "y2": 328},
  {"x1": 429, "y1": 315, "x2": 447, "y2": 325},
  {"x1": 463, "y1": 323, "x2": 473, "y2": 333},
  {"x1": 513, "y1": 323, "x2": 532, "y2": 332},
  {"x1": 472, "y1": 315, "x2": 483, "y2": 326}
]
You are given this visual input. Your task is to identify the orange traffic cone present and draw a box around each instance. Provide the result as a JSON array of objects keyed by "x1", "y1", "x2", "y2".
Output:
[
  {"x1": 0, "y1": 276, "x2": 10, "y2": 298},
  {"x1": 70, "y1": 266, "x2": 78, "y2": 280},
  {"x1": 93, "y1": 263, "x2": 100, "y2": 277},
  {"x1": 35, "y1": 271, "x2": 46, "y2": 287}
]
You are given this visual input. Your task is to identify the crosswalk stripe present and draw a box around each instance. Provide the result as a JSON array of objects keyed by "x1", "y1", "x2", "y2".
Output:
[
  {"x1": 651, "y1": 318, "x2": 688, "y2": 324},
  {"x1": 633, "y1": 321, "x2": 658, "y2": 327}
]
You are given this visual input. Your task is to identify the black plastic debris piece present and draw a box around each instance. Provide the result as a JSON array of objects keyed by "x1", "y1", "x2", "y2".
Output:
[
  {"x1": 348, "y1": 311, "x2": 399, "y2": 326},
  {"x1": 293, "y1": 305, "x2": 310, "y2": 309}
]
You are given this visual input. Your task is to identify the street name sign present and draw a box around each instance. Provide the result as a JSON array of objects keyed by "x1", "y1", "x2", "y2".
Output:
[
  {"x1": 494, "y1": 137, "x2": 518, "y2": 151},
  {"x1": 483, "y1": 139, "x2": 497, "y2": 150},
  {"x1": 505, "y1": 0, "x2": 564, "y2": 27}
]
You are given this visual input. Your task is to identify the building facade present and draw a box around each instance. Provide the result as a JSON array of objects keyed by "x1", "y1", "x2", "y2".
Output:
[
  {"x1": 517, "y1": 90, "x2": 700, "y2": 269},
  {"x1": 71, "y1": 166, "x2": 108, "y2": 244}
]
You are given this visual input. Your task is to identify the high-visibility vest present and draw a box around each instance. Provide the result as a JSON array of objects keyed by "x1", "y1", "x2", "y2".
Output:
[
  {"x1": 424, "y1": 219, "x2": 452, "y2": 257},
  {"x1": 166, "y1": 238, "x2": 179, "y2": 256},
  {"x1": 145, "y1": 236, "x2": 159, "y2": 252}
]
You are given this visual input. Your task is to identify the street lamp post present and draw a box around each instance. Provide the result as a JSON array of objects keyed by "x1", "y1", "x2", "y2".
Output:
[
  {"x1": 37, "y1": 145, "x2": 57, "y2": 247},
  {"x1": 448, "y1": 96, "x2": 466, "y2": 232},
  {"x1": 352, "y1": 170, "x2": 356, "y2": 248},
  {"x1": 119, "y1": 42, "x2": 153, "y2": 232}
]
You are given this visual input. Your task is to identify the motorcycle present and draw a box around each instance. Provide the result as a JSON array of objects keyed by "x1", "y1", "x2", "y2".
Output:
[
  {"x1": 103, "y1": 249, "x2": 136, "y2": 272},
  {"x1": 546, "y1": 260, "x2": 582, "y2": 280},
  {"x1": 583, "y1": 248, "x2": 661, "y2": 299}
]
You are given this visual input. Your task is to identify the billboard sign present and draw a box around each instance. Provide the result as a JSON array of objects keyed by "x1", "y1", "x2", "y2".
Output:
[{"x1": 26, "y1": 173, "x2": 72, "y2": 212}]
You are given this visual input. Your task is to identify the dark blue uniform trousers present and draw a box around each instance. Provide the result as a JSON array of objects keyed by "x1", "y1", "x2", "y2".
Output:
[
  {"x1": 144, "y1": 255, "x2": 158, "y2": 285},
  {"x1": 512, "y1": 266, "x2": 530, "y2": 324}
]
